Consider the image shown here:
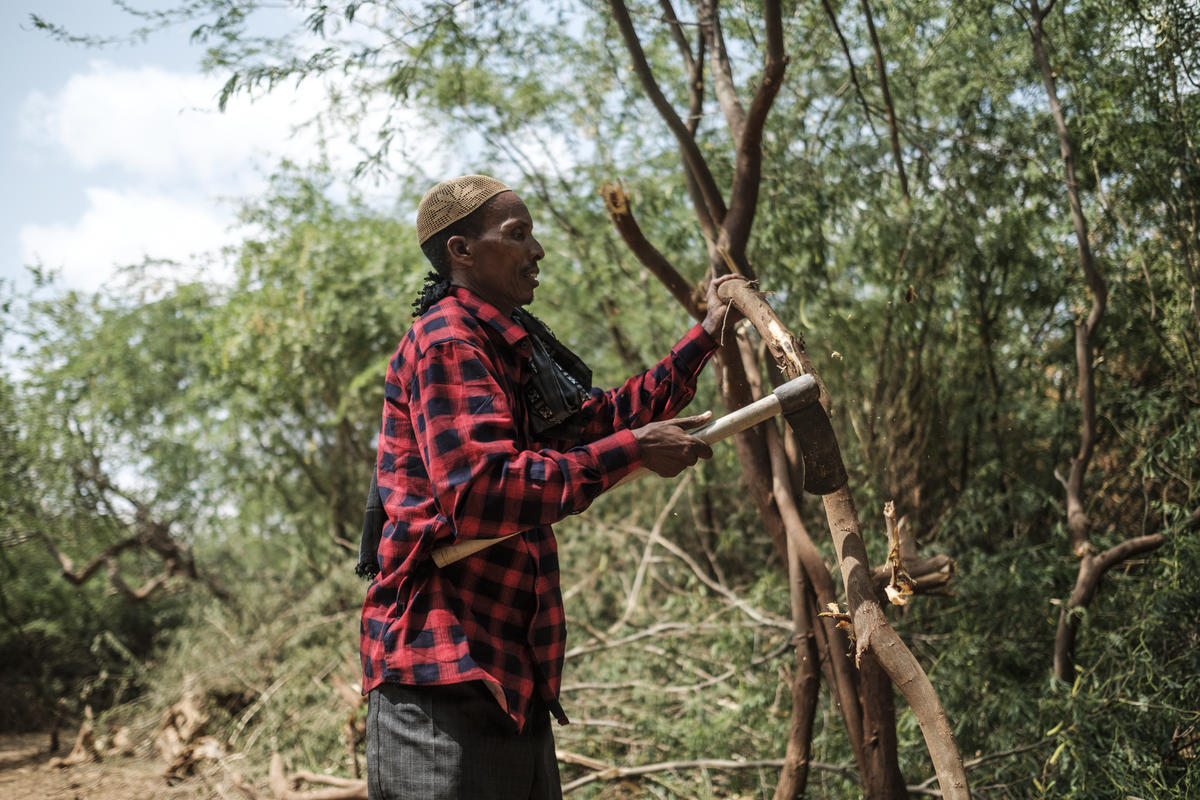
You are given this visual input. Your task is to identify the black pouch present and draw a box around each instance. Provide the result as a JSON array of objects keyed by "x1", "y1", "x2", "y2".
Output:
[
  {"x1": 513, "y1": 309, "x2": 592, "y2": 436},
  {"x1": 356, "y1": 471, "x2": 386, "y2": 579}
]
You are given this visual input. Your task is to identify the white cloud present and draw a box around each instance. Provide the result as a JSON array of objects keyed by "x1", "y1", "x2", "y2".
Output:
[
  {"x1": 11, "y1": 57, "x2": 448, "y2": 293},
  {"x1": 20, "y1": 59, "x2": 333, "y2": 190},
  {"x1": 13, "y1": 60, "x2": 376, "y2": 292},
  {"x1": 19, "y1": 187, "x2": 239, "y2": 292}
]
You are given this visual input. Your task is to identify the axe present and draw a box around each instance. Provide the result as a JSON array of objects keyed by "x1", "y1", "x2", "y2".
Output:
[{"x1": 431, "y1": 373, "x2": 846, "y2": 567}]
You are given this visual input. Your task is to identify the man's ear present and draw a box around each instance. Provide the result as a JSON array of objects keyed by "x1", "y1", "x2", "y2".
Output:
[{"x1": 447, "y1": 235, "x2": 472, "y2": 267}]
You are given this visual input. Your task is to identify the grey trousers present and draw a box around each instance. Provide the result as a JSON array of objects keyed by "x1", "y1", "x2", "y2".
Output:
[{"x1": 366, "y1": 682, "x2": 562, "y2": 800}]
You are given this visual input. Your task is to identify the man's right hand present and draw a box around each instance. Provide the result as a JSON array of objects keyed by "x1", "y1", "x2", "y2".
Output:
[{"x1": 632, "y1": 412, "x2": 715, "y2": 478}]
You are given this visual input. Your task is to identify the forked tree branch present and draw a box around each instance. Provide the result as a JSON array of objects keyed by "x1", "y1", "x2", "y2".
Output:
[
  {"x1": 719, "y1": 277, "x2": 969, "y2": 798},
  {"x1": 1053, "y1": 509, "x2": 1197, "y2": 678},
  {"x1": 723, "y1": 0, "x2": 787, "y2": 257},
  {"x1": 660, "y1": 0, "x2": 719, "y2": 241},
  {"x1": 601, "y1": 6, "x2": 966, "y2": 795},
  {"x1": 699, "y1": 0, "x2": 747, "y2": 142},
  {"x1": 40, "y1": 533, "x2": 141, "y2": 586},
  {"x1": 1027, "y1": 0, "x2": 1107, "y2": 558},
  {"x1": 608, "y1": 0, "x2": 728, "y2": 224}
]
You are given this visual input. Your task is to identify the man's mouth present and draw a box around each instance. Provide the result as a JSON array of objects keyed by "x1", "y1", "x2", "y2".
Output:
[{"x1": 522, "y1": 267, "x2": 540, "y2": 285}]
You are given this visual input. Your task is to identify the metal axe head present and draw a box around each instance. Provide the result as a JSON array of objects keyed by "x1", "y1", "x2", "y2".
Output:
[{"x1": 774, "y1": 377, "x2": 849, "y2": 495}]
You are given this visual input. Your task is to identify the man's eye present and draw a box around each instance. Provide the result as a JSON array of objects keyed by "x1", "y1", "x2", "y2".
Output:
[{"x1": 512, "y1": 229, "x2": 526, "y2": 241}]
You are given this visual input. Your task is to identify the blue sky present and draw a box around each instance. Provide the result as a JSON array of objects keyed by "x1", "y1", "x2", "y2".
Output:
[
  {"x1": 4, "y1": 1, "x2": 580, "y2": 308},
  {"x1": 2, "y1": 1, "x2": 429, "y2": 296},
  {"x1": 5, "y1": 1, "x2": 228, "y2": 293}
]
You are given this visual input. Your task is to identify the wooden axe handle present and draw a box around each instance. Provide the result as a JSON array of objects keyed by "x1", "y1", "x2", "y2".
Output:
[
  {"x1": 612, "y1": 373, "x2": 818, "y2": 488},
  {"x1": 431, "y1": 376, "x2": 818, "y2": 567}
]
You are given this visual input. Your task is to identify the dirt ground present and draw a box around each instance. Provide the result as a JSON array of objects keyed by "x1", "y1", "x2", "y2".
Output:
[{"x1": 0, "y1": 732, "x2": 215, "y2": 800}]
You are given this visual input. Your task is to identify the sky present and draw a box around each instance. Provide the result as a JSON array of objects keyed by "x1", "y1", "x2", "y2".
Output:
[{"x1": 2, "y1": 1, "x2": 430, "y2": 297}]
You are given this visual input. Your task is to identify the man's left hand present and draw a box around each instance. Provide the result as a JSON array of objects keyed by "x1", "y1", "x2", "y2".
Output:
[{"x1": 701, "y1": 274, "x2": 746, "y2": 341}]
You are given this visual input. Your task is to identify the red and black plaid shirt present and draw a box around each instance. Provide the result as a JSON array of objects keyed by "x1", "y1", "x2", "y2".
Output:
[{"x1": 360, "y1": 287, "x2": 716, "y2": 730}]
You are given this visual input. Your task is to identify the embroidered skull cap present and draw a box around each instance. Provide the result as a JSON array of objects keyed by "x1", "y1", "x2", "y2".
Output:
[{"x1": 416, "y1": 174, "x2": 511, "y2": 245}]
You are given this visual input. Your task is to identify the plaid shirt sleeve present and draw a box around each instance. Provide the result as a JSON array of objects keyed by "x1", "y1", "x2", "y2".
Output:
[
  {"x1": 411, "y1": 338, "x2": 643, "y2": 543},
  {"x1": 554, "y1": 323, "x2": 719, "y2": 447}
]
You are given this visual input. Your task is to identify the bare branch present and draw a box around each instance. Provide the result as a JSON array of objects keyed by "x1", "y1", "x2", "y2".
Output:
[
  {"x1": 38, "y1": 532, "x2": 140, "y2": 586},
  {"x1": 1095, "y1": 533, "x2": 1168, "y2": 573},
  {"x1": 654, "y1": 0, "x2": 718, "y2": 240},
  {"x1": 658, "y1": 0, "x2": 695, "y2": 74},
  {"x1": 561, "y1": 755, "x2": 853, "y2": 793},
  {"x1": 613, "y1": 520, "x2": 791, "y2": 630},
  {"x1": 107, "y1": 562, "x2": 174, "y2": 603},
  {"x1": 563, "y1": 667, "x2": 736, "y2": 695},
  {"x1": 609, "y1": 473, "x2": 693, "y2": 630},
  {"x1": 723, "y1": 0, "x2": 788, "y2": 255},
  {"x1": 699, "y1": 0, "x2": 747, "y2": 142},
  {"x1": 859, "y1": 0, "x2": 910, "y2": 201},
  {"x1": 1055, "y1": 509, "x2": 1193, "y2": 678},
  {"x1": 270, "y1": 753, "x2": 366, "y2": 799},
  {"x1": 718, "y1": 278, "x2": 969, "y2": 797},
  {"x1": 819, "y1": 0, "x2": 879, "y2": 137},
  {"x1": 600, "y1": 182, "x2": 704, "y2": 319},
  {"x1": 566, "y1": 621, "x2": 734, "y2": 660},
  {"x1": 607, "y1": 0, "x2": 728, "y2": 224}
]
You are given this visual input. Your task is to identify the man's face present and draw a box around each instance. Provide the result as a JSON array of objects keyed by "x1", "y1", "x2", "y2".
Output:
[{"x1": 451, "y1": 191, "x2": 544, "y2": 315}]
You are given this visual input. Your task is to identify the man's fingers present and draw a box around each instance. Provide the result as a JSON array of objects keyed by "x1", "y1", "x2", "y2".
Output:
[{"x1": 672, "y1": 411, "x2": 713, "y2": 429}]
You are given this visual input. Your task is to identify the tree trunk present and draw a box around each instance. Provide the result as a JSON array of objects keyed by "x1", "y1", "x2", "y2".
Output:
[
  {"x1": 1026, "y1": 0, "x2": 1169, "y2": 683},
  {"x1": 604, "y1": 3, "x2": 967, "y2": 793},
  {"x1": 722, "y1": 278, "x2": 969, "y2": 798}
]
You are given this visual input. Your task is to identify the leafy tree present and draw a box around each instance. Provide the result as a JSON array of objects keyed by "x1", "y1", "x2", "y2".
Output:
[{"x1": 17, "y1": 0, "x2": 1200, "y2": 796}]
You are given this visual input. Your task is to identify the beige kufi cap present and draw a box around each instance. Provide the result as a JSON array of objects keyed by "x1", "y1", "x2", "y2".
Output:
[{"x1": 416, "y1": 174, "x2": 510, "y2": 245}]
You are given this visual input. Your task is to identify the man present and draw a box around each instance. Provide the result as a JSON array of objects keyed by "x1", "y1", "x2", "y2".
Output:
[{"x1": 359, "y1": 174, "x2": 738, "y2": 799}]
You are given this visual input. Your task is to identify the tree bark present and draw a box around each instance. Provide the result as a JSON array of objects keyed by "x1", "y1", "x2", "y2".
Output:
[
  {"x1": 773, "y1": 497, "x2": 821, "y2": 800},
  {"x1": 723, "y1": 277, "x2": 969, "y2": 798},
  {"x1": 608, "y1": 0, "x2": 727, "y2": 224},
  {"x1": 1025, "y1": 0, "x2": 1169, "y2": 683},
  {"x1": 859, "y1": 0, "x2": 909, "y2": 201},
  {"x1": 1028, "y1": 0, "x2": 1106, "y2": 559},
  {"x1": 603, "y1": 4, "x2": 966, "y2": 795},
  {"x1": 1053, "y1": 533, "x2": 1168, "y2": 678},
  {"x1": 859, "y1": 651, "x2": 907, "y2": 799}
]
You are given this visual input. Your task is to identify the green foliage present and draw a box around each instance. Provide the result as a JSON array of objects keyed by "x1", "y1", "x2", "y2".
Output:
[
  {"x1": 200, "y1": 167, "x2": 422, "y2": 572},
  {"x1": 10, "y1": 0, "x2": 1200, "y2": 796},
  {"x1": 0, "y1": 374, "x2": 190, "y2": 730}
]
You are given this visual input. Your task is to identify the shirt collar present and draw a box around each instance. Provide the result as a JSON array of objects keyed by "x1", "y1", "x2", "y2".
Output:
[{"x1": 448, "y1": 286, "x2": 529, "y2": 351}]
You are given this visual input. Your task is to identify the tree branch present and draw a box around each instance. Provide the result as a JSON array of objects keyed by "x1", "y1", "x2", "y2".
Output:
[
  {"x1": 656, "y1": 0, "x2": 718, "y2": 240},
  {"x1": 699, "y1": 0, "x2": 747, "y2": 142},
  {"x1": 718, "y1": 277, "x2": 969, "y2": 798},
  {"x1": 39, "y1": 532, "x2": 141, "y2": 586},
  {"x1": 600, "y1": 182, "x2": 704, "y2": 319},
  {"x1": 859, "y1": 0, "x2": 909, "y2": 201},
  {"x1": 106, "y1": 561, "x2": 174, "y2": 603},
  {"x1": 723, "y1": 0, "x2": 788, "y2": 256},
  {"x1": 658, "y1": 0, "x2": 695, "y2": 75},
  {"x1": 819, "y1": 0, "x2": 879, "y2": 137},
  {"x1": 1095, "y1": 533, "x2": 1168, "y2": 573},
  {"x1": 561, "y1": 755, "x2": 853, "y2": 793},
  {"x1": 609, "y1": 473, "x2": 693, "y2": 630},
  {"x1": 608, "y1": 0, "x2": 728, "y2": 224}
]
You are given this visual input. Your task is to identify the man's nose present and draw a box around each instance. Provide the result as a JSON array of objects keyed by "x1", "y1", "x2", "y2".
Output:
[{"x1": 530, "y1": 237, "x2": 545, "y2": 261}]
